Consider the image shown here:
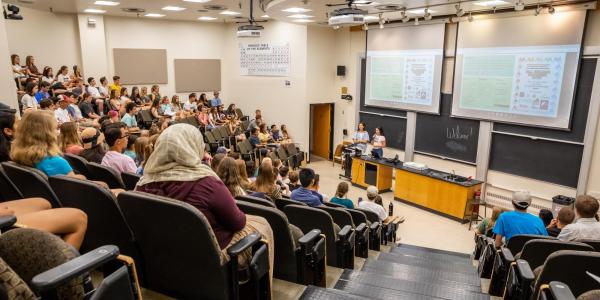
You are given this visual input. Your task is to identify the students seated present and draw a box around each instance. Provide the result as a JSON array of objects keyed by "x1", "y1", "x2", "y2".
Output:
[
  {"x1": 250, "y1": 159, "x2": 282, "y2": 200},
  {"x1": 539, "y1": 209, "x2": 554, "y2": 228},
  {"x1": 236, "y1": 159, "x2": 252, "y2": 190},
  {"x1": 59, "y1": 122, "x2": 83, "y2": 155},
  {"x1": 121, "y1": 102, "x2": 139, "y2": 131},
  {"x1": 123, "y1": 135, "x2": 138, "y2": 161},
  {"x1": 287, "y1": 170, "x2": 301, "y2": 192},
  {"x1": 475, "y1": 207, "x2": 504, "y2": 235},
  {"x1": 558, "y1": 195, "x2": 600, "y2": 241},
  {"x1": 330, "y1": 182, "x2": 354, "y2": 209},
  {"x1": 217, "y1": 157, "x2": 247, "y2": 198},
  {"x1": 358, "y1": 186, "x2": 388, "y2": 222},
  {"x1": 54, "y1": 96, "x2": 73, "y2": 125},
  {"x1": 101, "y1": 126, "x2": 137, "y2": 174},
  {"x1": 21, "y1": 82, "x2": 38, "y2": 111},
  {"x1": 210, "y1": 91, "x2": 223, "y2": 108},
  {"x1": 79, "y1": 127, "x2": 107, "y2": 164},
  {"x1": 492, "y1": 190, "x2": 548, "y2": 248},
  {"x1": 546, "y1": 207, "x2": 575, "y2": 237},
  {"x1": 135, "y1": 124, "x2": 273, "y2": 273},
  {"x1": 290, "y1": 168, "x2": 322, "y2": 207}
]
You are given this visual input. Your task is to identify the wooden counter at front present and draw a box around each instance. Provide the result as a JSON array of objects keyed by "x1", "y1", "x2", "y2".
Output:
[
  {"x1": 351, "y1": 157, "x2": 393, "y2": 191},
  {"x1": 394, "y1": 168, "x2": 482, "y2": 221}
]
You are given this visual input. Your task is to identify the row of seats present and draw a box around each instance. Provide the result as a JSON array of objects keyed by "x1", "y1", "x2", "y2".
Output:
[{"x1": 474, "y1": 233, "x2": 600, "y2": 299}]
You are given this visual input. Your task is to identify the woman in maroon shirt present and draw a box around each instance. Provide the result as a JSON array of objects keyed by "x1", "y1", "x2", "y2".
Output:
[{"x1": 136, "y1": 124, "x2": 273, "y2": 281}]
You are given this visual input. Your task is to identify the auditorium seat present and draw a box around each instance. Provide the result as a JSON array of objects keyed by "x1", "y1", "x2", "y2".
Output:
[
  {"x1": 319, "y1": 205, "x2": 369, "y2": 258},
  {"x1": 0, "y1": 228, "x2": 136, "y2": 300},
  {"x1": 283, "y1": 204, "x2": 354, "y2": 269},
  {"x1": 284, "y1": 143, "x2": 304, "y2": 169},
  {"x1": 274, "y1": 197, "x2": 306, "y2": 211},
  {"x1": 117, "y1": 191, "x2": 270, "y2": 300},
  {"x1": 121, "y1": 172, "x2": 142, "y2": 191},
  {"x1": 204, "y1": 131, "x2": 221, "y2": 153},
  {"x1": 539, "y1": 280, "x2": 600, "y2": 300},
  {"x1": 86, "y1": 162, "x2": 126, "y2": 189},
  {"x1": 503, "y1": 240, "x2": 593, "y2": 299},
  {"x1": 237, "y1": 139, "x2": 256, "y2": 162},
  {"x1": 0, "y1": 165, "x2": 23, "y2": 202},
  {"x1": 137, "y1": 110, "x2": 154, "y2": 129},
  {"x1": 236, "y1": 200, "x2": 326, "y2": 286},
  {"x1": 1, "y1": 161, "x2": 62, "y2": 208},
  {"x1": 580, "y1": 239, "x2": 600, "y2": 252},
  {"x1": 63, "y1": 153, "x2": 91, "y2": 178},
  {"x1": 356, "y1": 208, "x2": 382, "y2": 251},
  {"x1": 236, "y1": 195, "x2": 277, "y2": 208}
]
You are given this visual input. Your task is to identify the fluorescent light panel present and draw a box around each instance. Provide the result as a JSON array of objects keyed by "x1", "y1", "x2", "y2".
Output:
[
  {"x1": 94, "y1": 1, "x2": 119, "y2": 6},
  {"x1": 282, "y1": 7, "x2": 312, "y2": 13},
  {"x1": 84, "y1": 8, "x2": 106, "y2": 13},
  {"x1": 261, "y1": 15, "x2": 269, "y2": 18},
  {"x1": 293, "y1": 19, "x2": 314, "y2": 23},
  {"x1": 407, "y1": 8, "x2": 436, "y2": 14},
  {"x1": 219, "y1": 10, "x2": 241, "y2": 15},
  {"x1": 287, "y1": 14, "x2": 314, "y2": 18},
  {"x1": 162, "y1": 6, "x2": 186, "y2": 11},
  {"x1": 363, "y1": 15, "x2": 379, "y2": 20},
  {"x1": 474, "y1": 0, "x2": 509, "y2": 6},
  {"x1": 183, "y1": 0, "x2": 212, "y2": 2},
  {"x1": 145, "y1": 13, "x2": 165, "y2": 17},
  {"x1": 198, "y1": 16, "x2": 217, "y2": 20}
]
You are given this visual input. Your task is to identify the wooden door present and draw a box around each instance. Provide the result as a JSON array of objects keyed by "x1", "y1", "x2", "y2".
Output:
[{"x1": 311, "y1": 104, "x2": 331, "y2": 159}]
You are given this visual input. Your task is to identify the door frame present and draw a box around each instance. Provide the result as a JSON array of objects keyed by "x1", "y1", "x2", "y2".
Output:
[{"x1": 309, "y1": 103, "x2": 335, "y2": 162}]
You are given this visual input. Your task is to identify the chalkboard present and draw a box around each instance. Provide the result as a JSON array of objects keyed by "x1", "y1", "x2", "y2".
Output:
[
  {"x1": 359, "y1": 59, "x2": 407, "y2": 118},
  {"x1": 489, "y1": 133, "x2": 583, "y2": 187},
  {"x1": 359, "y1": 112, "x2": 406, "y2": 150},
  {"x1": 493, "y1": 58, "x2": 597, "y2": 142},
  {"x1": 415, "y1": 94, "x2": 480, "y2": 163}
]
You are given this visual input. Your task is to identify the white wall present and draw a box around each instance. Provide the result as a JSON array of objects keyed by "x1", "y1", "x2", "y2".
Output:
[
  {"x1": 5, "y1": 6, "x2": 81, "y2": 73},
  {"x1": 77, "y1": 14, "x2": 109, "y2": 81},
  {"x1": 0, "y1": 16, "x2": 18, "y2": 110}
]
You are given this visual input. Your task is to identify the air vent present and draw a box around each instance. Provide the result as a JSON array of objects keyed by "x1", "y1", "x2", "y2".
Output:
[
  {"x1": 197, "y1": 9, "x2": 209, "y2": 12},
  {"x1": 122, "y1": 8, "x2": 146, "y2": 13},
  {"x1": 204, "y1": 5, "x2": 227, "y2": 11},
  {"x1": 375, "y1": 4, "x2": 402, "y2": 11},
  {"x1": 17, "y1": 0, "x2": 35, "y2": 4}
]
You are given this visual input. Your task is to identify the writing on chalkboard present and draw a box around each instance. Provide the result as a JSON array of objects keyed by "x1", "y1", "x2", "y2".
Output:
[{"x1": 447, "y1": 125, "x2": 474, "y2": 141}]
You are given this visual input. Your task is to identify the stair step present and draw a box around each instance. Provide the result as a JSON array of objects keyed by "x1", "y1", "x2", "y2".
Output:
[
  {"x1": 379, "y1": 250, "x2": 473, "y2": 268},
  {"x1": 374, "y1": 254, "x2": 477, "y2": 274},
  {"x1": 360, "y1": 260, "x2": 481, "y2": 286},
  {"x1": 335, "y1": 274, "x2": 489, "y2": 300},
  {"x1": 334, "y1": 280, "x2": 441, "y2": 300},
  {"x1": 392, "y1": 244, "x2": 472, "y2": 263},
  {"x1": 393, "y1": 244, "x2": 471, "y2": 259},
  {"x1": 298, "y1": 285, "x2": 364, "y2": 300},
  {"x1": 341, "y1": 269, "x2": 482, "y2": 293}
]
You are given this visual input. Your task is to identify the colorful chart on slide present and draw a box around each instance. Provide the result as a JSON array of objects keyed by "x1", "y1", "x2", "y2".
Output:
[
  {"x1": 459, "y1": 51, "x2": 566, "y2": 118},
  {"x1": 369, "y1": 55, "x2": 435, "y2": 105}
]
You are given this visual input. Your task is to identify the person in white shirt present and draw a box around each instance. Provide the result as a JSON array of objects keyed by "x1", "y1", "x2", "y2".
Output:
[
  {"x1": 21, "y1": 82, "x2": 38, "y2": 111},
  {"x1": 54, "y1": 97, "x2": 72, "y2": 125},
  {"x1": 371, "y1": 127, "x2": 386, "y2": 158},
  {"x1": 86, "y1": 77, "x2": 105, "y2": 115},
  {"x1": 99, "y1": 77, "x2": 109, "y2": 98},
  {"x1": 56, "y1": 66, "x2": 70, "y2": 85},
  {"x1": 41, "y1": 67, "x2": 55, "y2": 84},
  {"x1": 358, "y1": 186, "x2": 388, "y2": 222},
  {"x1": 558, "y1": 195, "x2": 600, "y2": 241}
]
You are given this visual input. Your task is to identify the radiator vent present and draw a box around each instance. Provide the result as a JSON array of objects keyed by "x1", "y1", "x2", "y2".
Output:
[{"x1": 485, "y1": 187, "x2": 551, "y2": 213}]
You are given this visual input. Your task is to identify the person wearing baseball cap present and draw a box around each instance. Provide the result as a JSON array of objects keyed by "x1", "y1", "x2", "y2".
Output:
[
  {"x1": 358, "y1": 185, "x2": 388, "y2": 222},
  {"x1": 492, "y1": 190, "x2": 548, "y2": 247}
]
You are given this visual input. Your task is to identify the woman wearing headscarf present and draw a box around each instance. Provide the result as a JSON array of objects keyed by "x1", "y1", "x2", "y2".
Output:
[{"x1": 135, "y1": 124, "x2": 274, "y2": 284}]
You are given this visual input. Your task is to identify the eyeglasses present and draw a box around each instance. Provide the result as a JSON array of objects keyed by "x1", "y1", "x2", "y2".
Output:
[{"x1": 121, "y1": 134, "x2": 130, "y2": 139}]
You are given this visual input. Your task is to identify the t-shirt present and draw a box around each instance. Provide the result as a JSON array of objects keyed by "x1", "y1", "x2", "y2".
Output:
[
  {"x1": 57, "y1": 74, "x2": 70, "y2": 84},
  {"x1": 290, "y1": 187, "x2": 322, "y2": 207},
  {"x1": 21, "y1": 94, "x2": 37, "y2": 109},
  {"x1": 210, "y1": 98, "x2": 222, "y2": 107},
  {"x1": 69, "y1": 104, "x2": 83, "y2": 119},
  {"x1": 557, "y1": 218, "x2": 600, "y2": 241},
  {"x1": 54, "y1": 107, "x2": 72, "y2": 124},
  {"x1": 353, "y1": 131, "x2": 370, "y2": 152},
  {"x1": 249, "y1": 136, "x2": 261, "y2": 149},
  {"x1": 87, "y1": 86, "x2": 102, "y2": 98},
  {"x1": 358, "y1": 200, "x2": 387, "y2": 221},
  {"x1": 35, "y1": 91, "x2": 50, "y2": 102},
  {"x1": 121, "y1": 113, "x2": 137, "y2": 128},
  {"x1": 41, "y1": 76, "x2": 54, "y2": 84},
  {"x1": 101, "y1": 150, "x2": 137, "y2": 174},
  {"x1": 372, "y1": 134, "x2": 386, "y2": 149},
  {"x1": 330, "y1": 197, "x2": 354, "y2": 209},
  {"x1": 492, "y1": 211, "x2": 548, "y2": 241},
  {"x1": 109, "y1": 83, "x2": 121, "y2": 93},
  {"x1": 79, "y1": 101, "x2": 95, "y2": 118},
  {"x1": 35, "y1": 156, "x2": 73, "y2": 176},
  {"x1": 99, "y1": 86, "x2": 109, "y2": 97}
]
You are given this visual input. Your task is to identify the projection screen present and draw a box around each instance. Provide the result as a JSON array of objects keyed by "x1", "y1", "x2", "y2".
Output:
[
  {"x1": 452, "y1": 10, "x2": 586, "y2": 129},
  {"x1": 365, "y1": 23, "x2": 445, "y2": 114}
]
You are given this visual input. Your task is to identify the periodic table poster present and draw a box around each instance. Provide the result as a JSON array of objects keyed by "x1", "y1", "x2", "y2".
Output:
[{"x1": 239, "y1": 42, "x2": 290, "y2": 76}]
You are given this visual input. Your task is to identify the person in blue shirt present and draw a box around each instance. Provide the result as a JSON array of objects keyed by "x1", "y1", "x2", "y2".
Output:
[
  {"x1": 249, "y1": 128, "x2": 269, "y2": 157},
  {"x1": 210, "y1": 91, "x2": 223, "y2": 108},
  {"x1": 290, "y1": 168, "x2": 323, "y2": 207},
  {"x1": 121, "y1": 102, "x2": 139, "y2": 130},
  {"x1": 330, "y1": 182, "x2": 354, "y2": 209},
  {"x1": 352, "y1": 122, "x2": 369, "y2": 154},
  {"x1": 493, "y1": 190, "x2": 548, "y2": 247},
  {"x1": 35, "y1": 81, "x2": 51, "y2": 103}
]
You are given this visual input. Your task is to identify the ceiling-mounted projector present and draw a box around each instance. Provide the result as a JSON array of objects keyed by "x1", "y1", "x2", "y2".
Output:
[
  {"x1": 237, "y1": 24, "x2": 263, "y2": 37},
  {"x1": 328, "y1": 7, "x2": 366, "y2": 26}
]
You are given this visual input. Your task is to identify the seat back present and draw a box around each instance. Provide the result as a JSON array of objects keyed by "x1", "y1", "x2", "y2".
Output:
[
  {"x1": 236, "y1": 195, "x2": 276, "y2": 208},
  {"x1": 580, "y1": 239, "x2": 600, "y2": 252},
  {"x1": 236, "y1": 201, "x2": 298, "y2": 282},
  {"x1": 333, "y1": 144, "x2": 343, "y2": 157},
  {"x1": 357, "y1": 208, "x2": 380, "y2": 224},
  {"x1": 346, "y1": 209, "x2": 368, "y2": 226},
  {"x1": 63, "y1": 153, "x2": 91, "y2": 178},
  {"x1": 285, "y1": 143, "x2": 298, "y2": 156},
  {"x1": 323, "y1": 202, "x2": 345, "y2": 209},
  {"x1": 235, "y1": 108, "x2": 244, "y2": 120},
  {"x1": 117, "y1": 191, "x2": 229, "y2": 300},
  {"x1": 212, "y1": 128, "x2": 223, "y2": 140},
  {"x1": 534, "y1": 250, "x2": 600, "y2": 299},
  {"x1": 520, "y1": 239, "x2": 593, "y2": 271},
  {"x1": 506, "y1": 234, "x2": 555, "y2": 255},
  {"x1": 0, "y1": 165, "x2": 23, "y2": 201},
  {"x1": 241, "y1": 120, "x2": 250, "y2": 131},
  {"x1": 121, "y1": 172, "x2": 142, "y2": 191},
  {"x1": 48, "y1": 176, "x2": 140, "y2": 260},
  {"x1": 87, "y1": 162, "x2": 125, "y2": 189},
  {"x1": 205, "y1": 131, "x2": 218, "y2": 143},
  {"x1": 277, "y1": 147, "x2": 289, "y2": 160},
  {"x1": 90, "y1": 266, "x2": 135, "y2": 300},
  {"x1": 319, "y1": 206, "x2": 355, "y2": 228},
  {"x1": 283, "y1": 204, "x2": 338, "y2": 266},
  {"x1": 275, "y1": 198, "x2": 307, "y2": 211},
  {"x1": 218, "y1": 126, "x2": 229, "y2": 139},
  {"x1": 1, "y1": 162, "x2": 61, "y2": 208}
]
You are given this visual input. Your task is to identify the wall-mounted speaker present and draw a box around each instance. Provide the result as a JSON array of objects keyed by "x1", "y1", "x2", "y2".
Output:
[{"x1": 337, "y1": 65, "x2": 346, "y2": 76}]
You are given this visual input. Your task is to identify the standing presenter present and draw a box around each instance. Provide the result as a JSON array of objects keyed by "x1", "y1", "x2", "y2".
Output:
[{"x1": 352, "y1": 122, "x2": 370, "y2": 154}]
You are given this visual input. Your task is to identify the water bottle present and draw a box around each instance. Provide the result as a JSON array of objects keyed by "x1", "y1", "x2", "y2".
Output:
[{"x1": 389, "y1": 201, "x2": 394, "y2": 217}]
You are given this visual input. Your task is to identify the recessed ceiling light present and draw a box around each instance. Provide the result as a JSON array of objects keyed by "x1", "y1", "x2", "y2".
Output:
[
  {"x1": 282, "y1": 7, "x2": 312, "y2": 13},
  {"x1": 94, "y1": 1, "x2": 119, "y2": 6},
  {"x1": 287, "y1": 14, "x2": 314, "y2": 18},
  {"x1": 293, "y1": 19, "x2": 315, "y2": 23},
  {"x1": 84, "y1": 8, "x2": 107, "y2": 13},
  {"x1": 184, "y1": 0, "x2": 212, "y2": 2},
  {"x1": 363, "y1": 15, "x2": 378, "y2": 20},
  {"x1": 219, "y1": 10, "x2": 241, "y2": 15},
  {"x1": 474, "y1": 0, "x2": 509, "y2": 6},
  {"x1": 198, "y1": 16, "x2": 217, "y2": 20},
  {"x1": 261, "y1": 14, "x2": 269, "y2": 18},
  {"x1": 145, "y1": 13, "x2": 165, "y2": 17},
  {"x1": 162, "y1": 6, "x2": 186, "y2": 11},
  {"x1": 407, "y1": 8, "x2": 436, "y2": 14}
]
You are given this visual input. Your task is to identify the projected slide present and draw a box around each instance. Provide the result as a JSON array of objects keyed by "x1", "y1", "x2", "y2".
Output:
[{"x1": 459, "y1": 47, "x2": 570, "y2": 118}]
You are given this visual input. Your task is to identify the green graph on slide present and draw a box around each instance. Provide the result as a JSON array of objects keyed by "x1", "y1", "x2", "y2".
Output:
[
  {"x1": 460, "y1": 55, "x2": 515, "y2": 111},
  {"x1": 370, "y1": 56, "x2": 404, "y2": 101}
]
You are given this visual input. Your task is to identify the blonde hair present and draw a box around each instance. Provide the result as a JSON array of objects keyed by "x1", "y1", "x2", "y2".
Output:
[
  {"x1": 142, "y1": 134, "x2": 160, "y2": 167},
  {"x1": 134, "y1": 137, "x2": 149, "y2": 163},
  {"x1": 11, "y1": 111, "x2": 61, "y2": 166},
  {"x1": 236, "y1": 159, "x2": 251, "y2": 189},
  {"x1": 59, "y1": 122, "x2": 81, "y2": 152}
]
